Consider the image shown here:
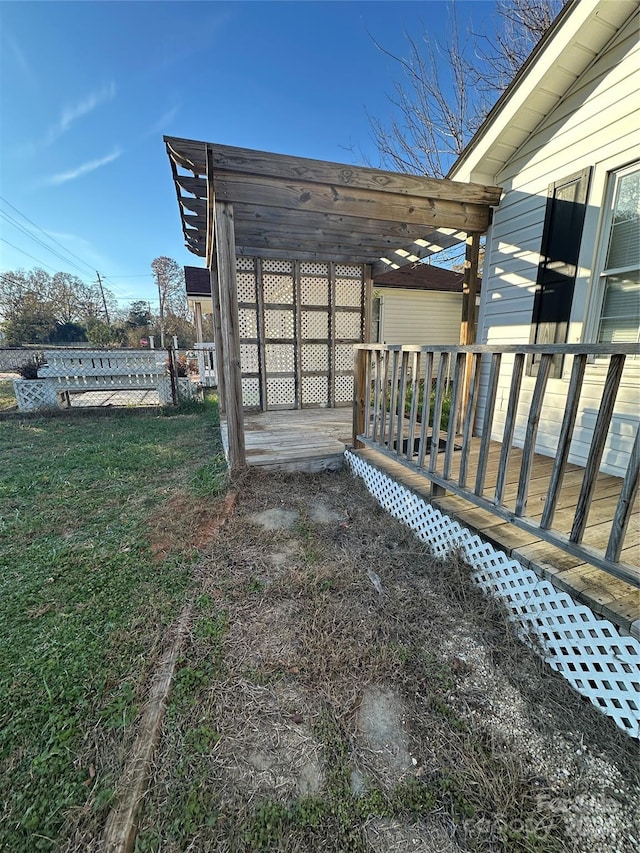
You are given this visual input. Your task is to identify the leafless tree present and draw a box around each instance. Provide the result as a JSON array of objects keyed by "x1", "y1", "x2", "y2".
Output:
[
  {"x1": 370, "y1": 0, "x2": 567, "y2": 178},
  {"x1": 151, "y1": 256, "x2": 188, "y2": 347}
]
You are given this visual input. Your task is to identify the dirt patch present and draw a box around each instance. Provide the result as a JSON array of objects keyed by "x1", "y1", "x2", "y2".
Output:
[
  {"x1": 136, "y1": 469, "x2": 639, "y2": 853},
  {"x1": 148, "y1": 490, "x2": 237, "y2": 560}
]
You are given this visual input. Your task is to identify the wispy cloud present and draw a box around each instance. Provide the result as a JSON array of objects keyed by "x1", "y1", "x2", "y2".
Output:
[
  {"x1": 142, "y1": 105, "x2": 180, "y2": 138},
  {"x1": 3, "y1": 31, "x2": 38, "y2": 88},
  {"x1": 43, "y1": 82, "x2": 116, "y2": 146},
  {"x1": 45, "y1": 148, "x2": 122, "y2": 186}
]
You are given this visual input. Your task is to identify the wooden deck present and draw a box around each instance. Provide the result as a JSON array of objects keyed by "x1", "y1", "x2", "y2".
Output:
[
  {"x1": 222, "y1": 407, "x2": 639, "y2": 636},
  {"x1": 220, "y1": 408, "x2": 353, "y2": 472}
]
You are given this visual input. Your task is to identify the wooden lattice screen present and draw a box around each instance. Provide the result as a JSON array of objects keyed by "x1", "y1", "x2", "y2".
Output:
[{"x1": 235, "y1": 258, "x2": 365, "y2": 410}]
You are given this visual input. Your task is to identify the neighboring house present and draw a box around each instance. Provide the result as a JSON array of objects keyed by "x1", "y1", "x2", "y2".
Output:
[
  {"x1": 372, "y1": 264, "x2": 472, "y2": 347},
  {"x1": 448, "y1": 0, "x2": 639, "y2": 478}
]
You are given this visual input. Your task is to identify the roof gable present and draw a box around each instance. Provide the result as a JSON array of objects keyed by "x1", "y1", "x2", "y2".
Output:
[{"x1": 448, "y1": 0, "x2": 640, "y2": 185}]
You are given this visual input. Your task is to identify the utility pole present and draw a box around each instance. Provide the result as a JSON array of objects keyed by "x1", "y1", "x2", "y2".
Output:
[{"x1": 96, "y1": 272, "x2": 110, "y2": 326}]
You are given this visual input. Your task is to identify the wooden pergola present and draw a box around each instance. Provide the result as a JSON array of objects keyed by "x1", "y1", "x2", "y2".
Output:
[{"x1": 164, "y1": 136, "x2": 502, "y2": 473}]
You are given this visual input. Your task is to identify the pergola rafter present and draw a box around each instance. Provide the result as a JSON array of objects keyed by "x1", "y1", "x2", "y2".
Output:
[{"x1": 164, "y1": 136, "x2": 502, "y2": 472}]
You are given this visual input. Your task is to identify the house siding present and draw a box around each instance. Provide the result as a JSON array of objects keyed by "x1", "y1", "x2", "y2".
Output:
[
  {"x1": 477, "y1": 13, "x2": 640, "y2": 477},
  {"x1": 379, "y1": 288, "x2": 462, "y2": 347}
]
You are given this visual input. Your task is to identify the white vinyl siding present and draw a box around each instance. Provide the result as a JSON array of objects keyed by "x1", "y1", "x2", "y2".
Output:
[
  {"x1": 379, "y1": 289, "x2": 462, "y2": 347},
  {"x1": 476, "y1": 13, "x2": 640, "y2": 477}
]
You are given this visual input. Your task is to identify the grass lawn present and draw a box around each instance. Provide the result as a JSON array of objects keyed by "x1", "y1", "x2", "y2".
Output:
[
  {"x1": 0, "y1": 398, "x2": 227, "y2": 851},
  {"x1": 0, "y1": 379, "x2": 17, "y2": 411}
]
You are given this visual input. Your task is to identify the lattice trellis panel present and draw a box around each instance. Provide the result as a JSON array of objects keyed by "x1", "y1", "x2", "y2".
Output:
[
  {"x1": 263, "y1": 259, "x2": 293, "y2": 274},
  {"x1": 236, "y1": 257, "x2": 254, "y2": 271},
  {"x1": 241, "y1": 377, "x2": 261, "y2": 408},
  {"x1": 13, "y1": 380, "x2": 58, "y2": 411},
  {"x1": 264, "y1": 309, "x2": 294, "y2": 338},
  {"x1": 336, "y1": 263, "x2": 362, "y2": 277},
  {"x1": 335, "y1": 344, "x2": 356, "y2": 373},
  {"x1": 300, "y1": 261, "x2": 329, "y2": 276},
  {"x1": 240, "y1": 344, "x2": 259, "y2": 374},
  {"x1": 302, "y1": 344, "x2": 329, "y2": 372},
  {"x1": 263, "y1": 274, "x2": 294, "y2": 304},
  {"x1": 335, "y1": 374, "x2": 354, "y2": 404},
  {"x1": 302, "y1": 311, "x2": 329, "y2": 339},
  {"x1": 335, "y1": 278, "x2": 363, "y2": 308},
  {"x1": 236, "y1": 271, "x2": 257, "y2": 303},
  {"x1": 238, "y1": 308, "x2": 258, "y2": 338},
  {"x1": 267, "y1": 376, "x2": 295, "y2": 407},
  {"x1": 345, "y1": 450, "x2": 640, "y2": 738},
  {"x1": 335, "y1": 311, "x2": 361, "y2": 339},
  {"x1": 301, "y1": 278, "x2": 330, "y2": 305},
  {"x1": 265, "y1": 343, "x2": 294, "y2": 373},
  {"x1": 302, "y1": 375, "x2": 329, "y2": 406}
]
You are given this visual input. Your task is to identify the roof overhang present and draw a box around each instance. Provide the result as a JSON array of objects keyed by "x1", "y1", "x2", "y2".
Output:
[
  {"x1": 448, "y1": 0, "x2": 640, "y2": 185},
  {"x1": 165, "y1": 137, "x2": 502, "y2": 276}
]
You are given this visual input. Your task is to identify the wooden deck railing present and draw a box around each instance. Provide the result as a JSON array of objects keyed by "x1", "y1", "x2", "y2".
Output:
[{"x1": 353, "y1": 343, "x2": 640, "y2": 587}]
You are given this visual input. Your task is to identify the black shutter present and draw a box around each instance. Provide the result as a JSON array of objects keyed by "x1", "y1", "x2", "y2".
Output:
[{"x1": 528, "y1": 167, "x2": 591, "y2": 377}]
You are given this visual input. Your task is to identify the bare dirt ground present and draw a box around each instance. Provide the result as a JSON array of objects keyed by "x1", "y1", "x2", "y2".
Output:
[{"x1": 134, "y1": 468, "x2": 639, "y2": 852}]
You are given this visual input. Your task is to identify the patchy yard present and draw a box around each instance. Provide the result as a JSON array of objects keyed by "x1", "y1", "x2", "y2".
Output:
[
  {"x1": 0, "y1": 399, "x2": 226, "y2": 851},
  {"x1": 133, "y1": 470, "x2": 638, "y2": 853},
  {"x1": 0, "y1": 378, "x2": 17, "y2": 410},
  {"x1": 1, "y1": 404, "x2": 638, "y2": 852}
]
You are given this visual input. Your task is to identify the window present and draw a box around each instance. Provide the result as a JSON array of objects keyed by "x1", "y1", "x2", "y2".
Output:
[
  {"x1": 596, "y1": 164, "x2": 640, "y2": 344},
  {"x1": 529, "y1": 168, "x2": 591, "y2": 376}
]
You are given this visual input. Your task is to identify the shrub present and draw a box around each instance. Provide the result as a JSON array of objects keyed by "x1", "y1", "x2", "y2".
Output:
[{"x1": 15, "y1": 360, "x2": 39, "y2": 380}]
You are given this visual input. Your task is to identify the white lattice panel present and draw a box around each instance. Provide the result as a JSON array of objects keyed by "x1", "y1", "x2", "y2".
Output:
[
  {"x1": 335, "y1": 374, "x2": 354, "y2": 403},
  {"x1": 267, "y1": 376, "x2": 295, "y2": 406},
  {"x1": 335, "y1": 263, "x2": 362, "y2": 277},
  {"x1": 264, "y1": 309, "x2": 294, "y2": 339},
  {"x1": 300, "y1": 262, "x2": 329, "y2": 276},
  {"x1": 263, "y1": 259, "x2": 292, "y2": 274},
  {"x1": 335, "y1": 344, "x2": 355, "y2": 372},
  {"x1": 335, "y1": 279, "x2": 362, "y2": 308},
  {"x1": 302, "y1": 344, "x2": 328, "y2": 372},
  {"x1": 236, "y1": 257, "x2": 254, "y2": 271},
  {"x1": 302, "y1": 376, "x2": 328, "y2": 405},
  {"x1": 301, "y1": 277, "x2": 330, "y2": 305},
  {"x1": 13, "y1": 380, "x2": 58, "y2": 411},
  {"x1": 335, "y1": 311, "x2": 361, "y2": 339},
  {"x1": 236, "y1": 272, "x2": 256, "y2": 303},
  {"x1": 241, "y1": 377, "x2": 261, "y2": 408},
  {"x1": 302, "y1": 311, "x2": 328, "y2": 339},
  {"x1": 240, "y1": 344, "x2": 259, "y2": 373},
  {"x1": 265, "y1": 344, "x2": 294, "y2": 373},
  {"x1": 238, "y1": 308, "x2": 258, "y2": 338},
  {"x1": 345, "y1": 451, "x2": 640, "y2": 738},
  {"x1": 263, "y1": 274, "x2": 294, "y2": 304}
]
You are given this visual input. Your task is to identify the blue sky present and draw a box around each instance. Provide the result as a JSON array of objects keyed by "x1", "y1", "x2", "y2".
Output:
[{"x1": 0, "y1": 0, "x2": 494, "y2": 312}]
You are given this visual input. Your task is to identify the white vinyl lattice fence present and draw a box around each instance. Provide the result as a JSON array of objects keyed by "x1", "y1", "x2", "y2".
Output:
[{"x1": 345, "y1": 450, "x2": 640, "y2": 737}]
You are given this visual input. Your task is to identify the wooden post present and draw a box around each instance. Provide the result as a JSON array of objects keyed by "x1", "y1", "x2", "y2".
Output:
[
  {"x1": 194, "y1": 302, "x2": 204, "y2": 344},
  {"x1": 459, "y1": 232, "x2": 481, "y2": 426},
  {"x1": 215, "y1": 200, "x2": 246, "y2": 475},
  {"x1": 209, "y1": 263, "x2": 226, "y2": 412},
  {"x1": 363, "y1": 265, "x2": 373, "y2": 342},
  {"x1": 353, "y1": 347, "x2": 367, "y2": 448}
]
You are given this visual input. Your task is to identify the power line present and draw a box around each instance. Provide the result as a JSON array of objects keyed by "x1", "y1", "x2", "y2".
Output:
[
  {"x1": 0, "y1": 237, "x2": 60, "y2": 274},
  {"x1": 0, "y1": 210, "x2": 92, "y2": 279},
  {"x1": 0, "y1": 195, "x2": 98, "y2": 279}
]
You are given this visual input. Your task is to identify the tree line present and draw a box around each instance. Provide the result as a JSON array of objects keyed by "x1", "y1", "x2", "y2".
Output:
[{"x1": 0, "y1": 257, "x2": 208, "y2": 349}]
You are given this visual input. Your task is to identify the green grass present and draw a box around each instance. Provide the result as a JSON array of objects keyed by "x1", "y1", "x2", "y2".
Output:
[
  {"x1": 0, "y1": 379, "x2": 17, "y2": 411},
  {"x1": 0, "y1": 398, "x2": 227, "y2": 851}
]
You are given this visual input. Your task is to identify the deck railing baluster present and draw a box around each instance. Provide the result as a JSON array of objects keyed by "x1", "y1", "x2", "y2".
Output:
[
  {"x1": 406, "y1": 351, "x2": 420, "y2": 462},
  {"x1": 443, "y1": 352, "x2": 465, "y2": 479},
  {"x1": 494, "y1": 353, "x2": 525, "y2": 506},
  {"x1": 515, "y1": 352, "x2": 553, "y2": 517},
  {"x1": 459, "y1": 352, "x2": 482, "y2": 488},
  {"x1": 475, "y1": 352, "x2": 501, "y2": 496},
  {"x1": 396, "y1": 350, "x2": 410, "y2": 458},
  {"x1": 606, "y1": 426, "x2": 640, "y2": 562},
  {"x1": 571, "y1": 354, "x2": 626, "y2": 543},
  {"x1": 387, "y1": 349, "x2": 400, "y2": 451},
  {"x1": 417, "y1": 351, "x2": 434, "y2": 469},
  {"x1": 541, "y1": 353, "x2": 587, "y2": 529},
  {"x1": 429, "y1": 352, "x2": 450, "y2": 475}
]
